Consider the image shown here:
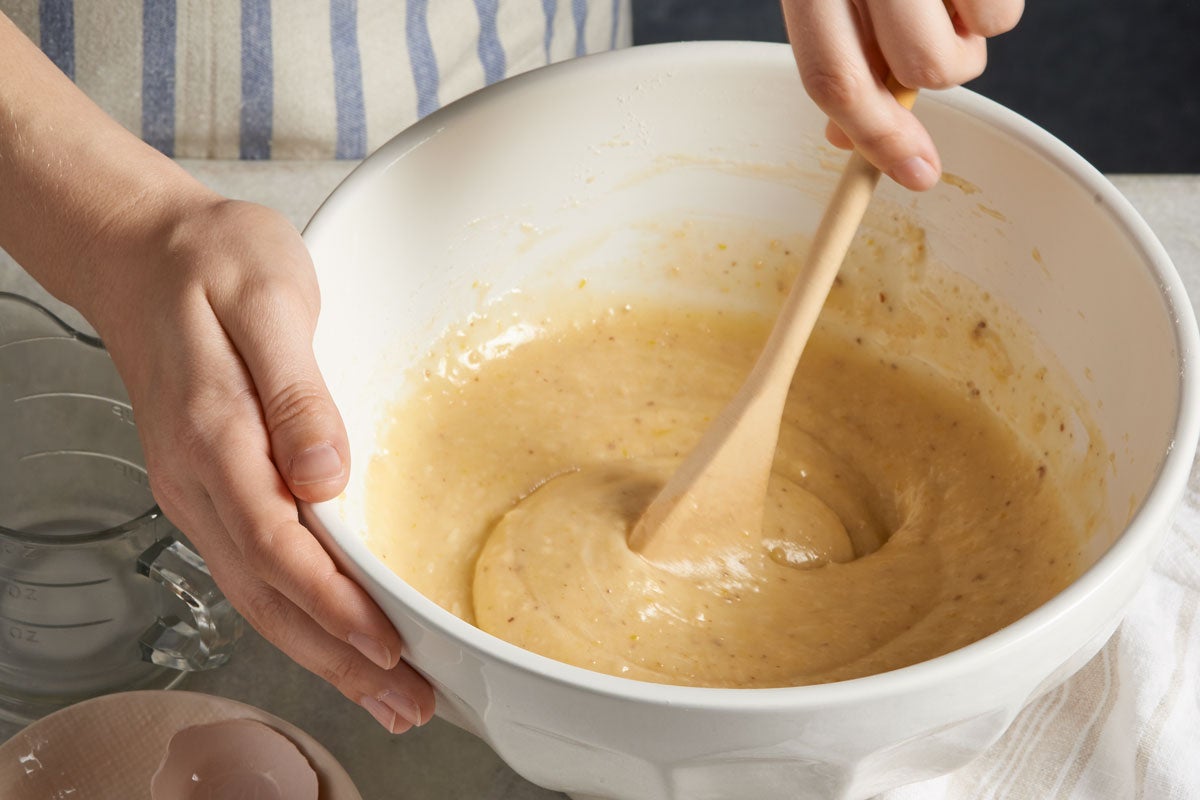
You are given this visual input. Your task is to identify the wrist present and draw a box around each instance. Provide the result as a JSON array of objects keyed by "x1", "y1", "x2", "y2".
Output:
[
  {"x1": 0, "y1": 18, "x2": 222, "y2": 328},
  {"x1": 67, "y1": 162, "x2": 223, "y2": 331}
]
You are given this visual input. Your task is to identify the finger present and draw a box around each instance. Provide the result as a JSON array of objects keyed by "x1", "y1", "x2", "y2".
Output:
[
  {"x1": 198, "y1": 396, "x2": 407, "y2": 675},
  {"x1": 209, "y1": 228, "x2": 350, "y2": 504},
  {"x1": 170, "y1": 486, "x2": 434, "y2": 732},
  {"x1": 824, "y1": 0, "x2": 878, "y2": 152},
  {"x1": 864, "y1": 0, "x2": 988, "y2": 89},
  {"x1": 950, "y1": 0, "x2": 1024, "y2": 38},
  {"x1": 825, "y1": 119, "x2": 854, "y2": 150},
  {"x1": 224, "y1": 280, "x2": 349, "y2": 503},
  {"x1": 154, "y1": 309, "x2": 407, "y2": 676},
  {"x1": 784, "y1": 0, "x2": 942, "y2": 190}
]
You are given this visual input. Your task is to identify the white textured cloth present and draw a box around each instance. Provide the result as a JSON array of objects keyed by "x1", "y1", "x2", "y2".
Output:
[
  {"x1": 878, "y1": 452, "x2": 1200, "y2": 800},
  {"x1": 4, "y1": 0, "x2": 632, "y2": 159}
]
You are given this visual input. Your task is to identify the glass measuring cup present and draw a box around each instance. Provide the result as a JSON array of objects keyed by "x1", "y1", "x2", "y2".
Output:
[{"x1": 0, "y1": 292, "x2": 243, "y2": 723}]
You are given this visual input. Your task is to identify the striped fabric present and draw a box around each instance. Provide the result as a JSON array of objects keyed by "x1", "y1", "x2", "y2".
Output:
[{"x1": 3, "y1": 0, "x2": 632, "y2": 159}]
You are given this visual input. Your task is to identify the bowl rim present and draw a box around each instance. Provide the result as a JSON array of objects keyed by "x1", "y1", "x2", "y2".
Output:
[{"x1": 303, "y1": 40, "x2": 1200, "y2": 711}]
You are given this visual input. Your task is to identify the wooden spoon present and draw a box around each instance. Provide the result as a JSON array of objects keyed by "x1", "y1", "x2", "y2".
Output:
[{"x1": 628, "y1": 79, "x2": 920, "y2": 562}]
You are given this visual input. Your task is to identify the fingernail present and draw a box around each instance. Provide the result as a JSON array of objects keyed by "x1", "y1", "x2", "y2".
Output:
[
  {"x1": 360, "y1": 695, "x2": 403, "y2": 733},
  {"x1": 891, "y1": 156, "x2": 939, "y2": 191},
  {"x1": 290, "y1": 443, "x2": 344, "y2": 486},
  {"x1": 380, "y1": 690, "x2": 423, "y2": 728},
  {"x1": 349, "y1": 632, "x2": 392, "y2": 670},
  {"x1": 360, "y1": 691, "x2": 422, "y2": 734}
]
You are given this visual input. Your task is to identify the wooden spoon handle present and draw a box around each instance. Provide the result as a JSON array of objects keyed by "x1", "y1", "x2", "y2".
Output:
[
  {"x1": 761, "y1": 74, "x2": 920, "y2": 390},
  {"x1": 628, "y1": 76, "x2": 920, "y2": 558}
]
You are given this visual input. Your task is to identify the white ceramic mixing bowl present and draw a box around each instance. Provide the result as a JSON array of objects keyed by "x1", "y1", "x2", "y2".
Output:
[{"x1": 301, "y1": 42, "x2": 1198, "y2": 800}]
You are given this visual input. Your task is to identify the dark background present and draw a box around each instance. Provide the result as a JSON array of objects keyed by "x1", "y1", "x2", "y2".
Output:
[{"x1": 631, "y1": 0, "x2": 1200, "y2": 173}]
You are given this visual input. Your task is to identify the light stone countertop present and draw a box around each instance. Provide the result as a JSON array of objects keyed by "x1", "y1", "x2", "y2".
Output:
[{"x1": 0, "y1": 164, "x2": 1196, "y2": 800}]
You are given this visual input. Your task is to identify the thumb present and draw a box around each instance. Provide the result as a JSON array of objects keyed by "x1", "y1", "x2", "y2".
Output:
[
  {"x1": 265, "y1": 373, "x2": 351, "y2": 504},
  {"x1": 220, "y1": 295, "x2": 350, "y2": 505}
]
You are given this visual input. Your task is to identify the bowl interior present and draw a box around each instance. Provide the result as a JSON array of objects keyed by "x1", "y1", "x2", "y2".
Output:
[{"x1": 304, "y1": 42, "x2": 1192, "y2": 686}]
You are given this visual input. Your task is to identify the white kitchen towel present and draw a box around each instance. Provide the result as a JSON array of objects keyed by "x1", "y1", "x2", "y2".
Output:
[
  {"x1": 2, "y1": 0, "x2": 632, "y2": 159},
  {"x1": 879, "y1": 451, "x2": 1200, "y2": 800}
]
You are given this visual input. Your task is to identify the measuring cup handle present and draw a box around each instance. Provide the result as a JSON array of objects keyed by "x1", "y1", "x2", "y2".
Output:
[{"x1": 136, "y1": 537, "x2": 244, "y2": 671}]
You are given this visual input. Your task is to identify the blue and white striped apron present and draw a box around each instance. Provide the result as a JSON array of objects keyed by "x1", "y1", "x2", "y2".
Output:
[{"x1": 4, "y1": 0, "x2": 632, "y2": 159}]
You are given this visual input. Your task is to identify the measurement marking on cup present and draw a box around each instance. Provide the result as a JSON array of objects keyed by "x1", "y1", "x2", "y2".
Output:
[
  {"x1": 18, "y1": 450, "x2": 146, "y2": 476},
  {"x1": 0, "y1": 613, "x2": 113, "y2": 629},
  {"x1": 15, "y1": 448, "x2": 152, "y2": 488},
  {"x1": 14, "y1": 391, "x2": 132, "y2": 416},
  {"x1": 7, "y1": 577, "x2": 111, "y2": 588},
  {"x1": 121, "y1": 462, "x2": 150, "y2": 486}
]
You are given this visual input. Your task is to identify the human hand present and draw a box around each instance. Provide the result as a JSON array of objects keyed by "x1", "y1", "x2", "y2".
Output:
[
  {"x1": 0, "y1": 13, "x2": 431, "y2": 734},
  {"x1": 781, "y1": 0, "x2": 1024, "y2": 190},
  {"x1": 86, "y1": 195, "x2": 435, "y2": 735}
]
